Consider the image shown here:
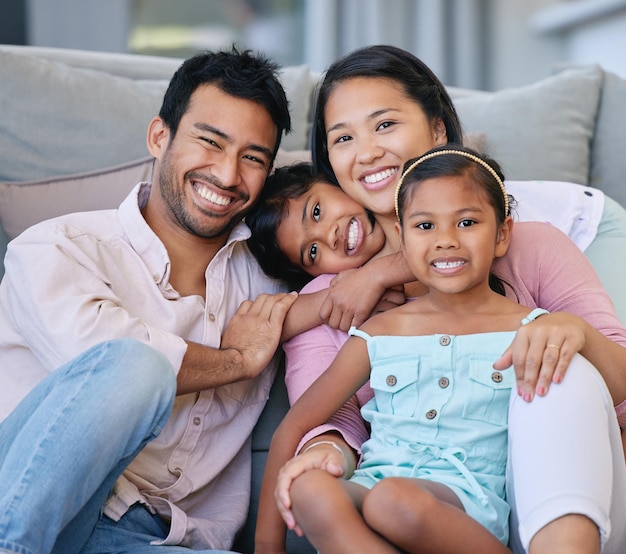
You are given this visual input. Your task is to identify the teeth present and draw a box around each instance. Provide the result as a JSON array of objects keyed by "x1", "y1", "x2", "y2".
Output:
[
  {"x1": 196, "y1": 185, "x2": 231, "y2": 206},
  {"x1": 434, "y1": 261, "x2": 464, "y2": 269},
  {"x1": 363, "y1": 168, "x2": 397, "y2": 184},
  {"x1": 347, "y1": 219, "x2": 358, "y2": 250}
]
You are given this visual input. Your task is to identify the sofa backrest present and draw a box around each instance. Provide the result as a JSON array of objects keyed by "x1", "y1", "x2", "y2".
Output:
[{"x1": 2, "y1": 44, "x2": 626, "y2": 280}]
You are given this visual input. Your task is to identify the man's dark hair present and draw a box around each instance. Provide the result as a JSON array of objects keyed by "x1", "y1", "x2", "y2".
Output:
[{"x1": 159, "y1": 45, "x2": 292, "y2": 156}]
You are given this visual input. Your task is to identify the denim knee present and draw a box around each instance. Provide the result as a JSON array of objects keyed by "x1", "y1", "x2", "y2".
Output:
[{"x1": 82, "y1": 339, "x2": 177, "y2": 423}]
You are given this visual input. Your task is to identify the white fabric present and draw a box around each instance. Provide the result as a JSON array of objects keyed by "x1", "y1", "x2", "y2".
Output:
[
  {"x1": 506, "y1": 180, "x2": 605, "y2": 252},
  {"x1": 507, "y1": 354, "x2": 626, "y2": 553}
]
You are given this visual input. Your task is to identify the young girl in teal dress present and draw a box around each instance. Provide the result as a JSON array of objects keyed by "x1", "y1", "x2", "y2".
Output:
[{"x1": 263, "y1": 145, "x2": 557, "y2": 553}]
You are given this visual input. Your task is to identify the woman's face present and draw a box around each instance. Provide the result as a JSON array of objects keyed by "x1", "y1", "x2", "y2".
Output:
[
  {"x1": 325, "y1": 77, "x2": 447, "y2": 219},
  {"x1": 276, "y1": 181, "x2": 386, "y2": 276}
]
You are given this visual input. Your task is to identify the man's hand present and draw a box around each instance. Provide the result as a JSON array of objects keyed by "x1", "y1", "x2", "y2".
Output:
[
  {"x1": 178, "y1": 292, "x2": 297, "y2": 394},
  {"x1": 222, "y1": 292, "x2": 298, "y2": 380}
]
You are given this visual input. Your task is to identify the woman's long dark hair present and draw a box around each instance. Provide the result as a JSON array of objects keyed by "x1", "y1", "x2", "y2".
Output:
[{"x1": 312, "y1": 45, "x2": 463, "y2": 185}]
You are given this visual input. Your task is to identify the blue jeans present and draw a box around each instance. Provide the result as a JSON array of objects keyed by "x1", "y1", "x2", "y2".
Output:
[
  {"x1": 81, "y1": 504, "x2": 235, "y2": 553},
  {"x1": 0, "y1": 339, "x2": 177, "y2": 554}
]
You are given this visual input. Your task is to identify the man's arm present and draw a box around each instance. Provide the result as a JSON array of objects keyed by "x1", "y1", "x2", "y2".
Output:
[{"x1": 177, "y1": 292, "x2": 297, "y2": 395}]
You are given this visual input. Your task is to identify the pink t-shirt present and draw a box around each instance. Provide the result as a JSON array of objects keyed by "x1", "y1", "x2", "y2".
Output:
[{"x1": 283, "y1": 221, "x2": 626, "y2": 451}]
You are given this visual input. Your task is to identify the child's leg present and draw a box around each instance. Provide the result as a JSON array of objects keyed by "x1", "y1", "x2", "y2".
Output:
[
  {"x1": 290, "y1": 469, "x2": 400, "y2": 554},
  {"x1": 361, "y1": 478, "x2": 510, "y2": 554},
  {"x1": 507, "y1": 354, "x2": 626, "y2": 554}
]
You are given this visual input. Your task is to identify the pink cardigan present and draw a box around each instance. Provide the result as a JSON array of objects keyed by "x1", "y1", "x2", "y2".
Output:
[{"x1": 283, "y1": 221, "x2": 626, "y2": 454}]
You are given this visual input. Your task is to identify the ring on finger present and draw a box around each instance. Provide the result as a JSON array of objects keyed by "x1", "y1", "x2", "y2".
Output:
[{"x1": 546, "y1": 343, "x2": 560, "y2": 351}]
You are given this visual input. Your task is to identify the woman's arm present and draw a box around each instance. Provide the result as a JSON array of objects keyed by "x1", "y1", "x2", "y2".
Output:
[
  {"x1": 492, "y1": 222, "x2": 626, "y2": 417},
  {"x1": 496, "y1": 311, "x2": 626, "y2": 409}
]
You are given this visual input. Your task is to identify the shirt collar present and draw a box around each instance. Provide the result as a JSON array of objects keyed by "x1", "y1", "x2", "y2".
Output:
[{"x1": 119, "y1": 183, "x2": 252, "y2": 288}]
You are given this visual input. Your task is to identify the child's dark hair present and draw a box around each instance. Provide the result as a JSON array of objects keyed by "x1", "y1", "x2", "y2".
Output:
[
  {"x1": 159, "y1": 45, "x2": 291, "y2": 156},
  {"x1": 396, "y1": 144, "x2": 516, "y2": 297},
  {"x1": 246, "y1": 163, "x2": 326, "y2": 290}
]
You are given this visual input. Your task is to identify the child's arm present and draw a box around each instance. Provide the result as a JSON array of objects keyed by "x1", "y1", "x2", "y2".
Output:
[
  {"x1": 281, "y1": 274, "x2": 406, "y2": 342},
  {"x1": 320, "y1": 250, "x2": 413, "y2": 330},
  {"x1": 255, "y1": 337, "x2": 370, "y2": 551},
  {"x1": 280, "y1": 288, "x2": 327, "y2": 341},
  {"x1": 280, "y1": 251, "x2": 412, "y2": 341}
]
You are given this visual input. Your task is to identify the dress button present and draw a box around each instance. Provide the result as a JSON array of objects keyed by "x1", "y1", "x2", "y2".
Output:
[
  {"x1": 491, "y1": 371, "x2": 503, "y2": 383},
  {"x1": 439, "y1": 335, "x2": 451, "y2": 346},
  {"x1": 193, "y1": 417, "x2": 201, "y2": 426},
  {"x1": 426, "y1": 409, "x2": 437, "y2": 420},
  {"x1": 386, "y1": 375, "x2": 397, "y2": 387},
  {"x1": 209, "y1": 313, "x2": 216, "y2": 322},
  {"x1": 438, "y1": 377, "x2": 450, "y2": 388}
]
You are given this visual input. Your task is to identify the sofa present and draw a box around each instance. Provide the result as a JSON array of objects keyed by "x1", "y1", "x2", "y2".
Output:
[{"x1": 1, "y1": 44, "x2": 626, "y2": 553}]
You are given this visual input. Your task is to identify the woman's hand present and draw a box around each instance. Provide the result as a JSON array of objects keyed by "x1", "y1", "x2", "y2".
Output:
[
  {"x1": 494, "y1": 312, "x2": 586, "y2": 401},
  {"x1": 275, "y1": 439, "x2": 355, "y2": 535}
]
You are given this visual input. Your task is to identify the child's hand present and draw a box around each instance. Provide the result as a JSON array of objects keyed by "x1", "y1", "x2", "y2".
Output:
[
  {"x1": 371, "y1": 284, "x2": 406, "y2": 316},
  {"x1": 319, "y1": 269, "x2": 404, "y2": 330},
  {"x1": 494, "y1": 312, "x2": 586, "y2": 402},
  {"x1": 275, "y1": 440, "x2": 353, "y2": 534}
]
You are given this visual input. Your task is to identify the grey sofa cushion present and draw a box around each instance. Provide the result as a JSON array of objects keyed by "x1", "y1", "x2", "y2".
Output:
[
  {"x1": 590, "y1": 69, "x2": 626, "y2": 208},
  {"x1": 0, "y1": 49, "x2": 316, "y2": 183},
  {"x1": 0, "y1": 50, "x2": 166, "y2": 181},
  {"x1": 451, "y1": 65, "x2": 603, "y2": 185}
]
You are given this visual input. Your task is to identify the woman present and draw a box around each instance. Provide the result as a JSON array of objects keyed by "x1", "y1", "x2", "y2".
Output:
[{"x1": 255, "y1": 45, "x2": 626, "y2": 554}]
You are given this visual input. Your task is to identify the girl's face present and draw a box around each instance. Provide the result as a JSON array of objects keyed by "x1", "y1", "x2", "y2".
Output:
[
  {"x1": 276, "y1": 181, "x2": 386, "y2": 276},
  {"x1": 325, "y1": 77, "x2": 447, "y2": 219},
  {"x1": 398, "y1": 176, "x2": 511, "y2": 297}
]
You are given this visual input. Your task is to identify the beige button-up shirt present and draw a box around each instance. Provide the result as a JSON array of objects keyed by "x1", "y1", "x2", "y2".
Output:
[{"x1": 0, "y1": 183, "x2": 286, "y2": 549}]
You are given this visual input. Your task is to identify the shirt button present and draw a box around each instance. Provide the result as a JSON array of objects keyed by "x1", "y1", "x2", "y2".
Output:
[
  {"x1": 439, "y1": 377, "x2": 450, "y2": 388},
  {"x1": 209, "y1": 313, "x2": 216, "y2": 322},
  {"x1": 439, "y1": 335, "x2": 451, "y2": 346},
  {"x1": 491, "y1": 371, "x2": 503, "y2": 383},
  {"x1": 386, "y1": 375, "x2": 397, "y2": 387},
  {"x1": 426, "y1": 409, "x2": 437, "y2": 420},
  {"x1": 193, "y1": 417, "x2": 201, "y2": 426}
]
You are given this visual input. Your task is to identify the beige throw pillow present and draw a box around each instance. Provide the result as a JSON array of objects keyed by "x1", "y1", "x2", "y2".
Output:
[{"x1": 0, "y1": 157, "x2": 154, "y2": 240}]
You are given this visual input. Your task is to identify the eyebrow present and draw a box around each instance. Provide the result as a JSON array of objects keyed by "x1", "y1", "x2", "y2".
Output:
[
  {"x1": 299, "y1": 196, "x2": 311, "y2": 267},
  {"x1": 326, "y1": 108, "x2": 397, "y2": 135},
  {"x1": 193, "y1": 122, "x2": 274, "y2": 160},
  {"x1": 407, "y1": 206, "x2": 483, "y2": 219}
]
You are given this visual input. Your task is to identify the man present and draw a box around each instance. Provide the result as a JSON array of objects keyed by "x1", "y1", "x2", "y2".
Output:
[{"x1": 0, "y1": 47, "x2": 295, "y2": 553}]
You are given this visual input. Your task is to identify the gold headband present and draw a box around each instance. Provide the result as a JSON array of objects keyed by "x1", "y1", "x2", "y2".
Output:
[{"x1": 394, "y1": 149, "x2": 509, "y2": 220}]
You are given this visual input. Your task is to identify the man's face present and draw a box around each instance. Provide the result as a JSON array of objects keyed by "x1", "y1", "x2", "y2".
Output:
[{"x1": 151, "y1": 84, "x2": 278, "y2": 240}]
